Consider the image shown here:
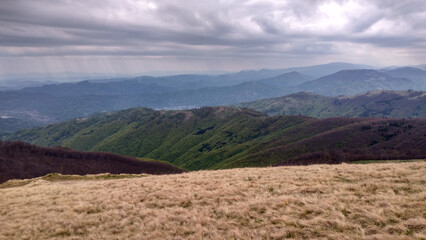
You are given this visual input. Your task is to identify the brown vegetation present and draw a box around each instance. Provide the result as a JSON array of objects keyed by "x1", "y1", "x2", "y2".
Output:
[
  {"x1": 1, "y1": 161, "x2": 425, "y2": 239},
  {"x1": 239, "y1": 118, "x2": 426, "y2": 168},
  {"x1": 0, "y1": 141, "x2": 184, "y2": 183}
]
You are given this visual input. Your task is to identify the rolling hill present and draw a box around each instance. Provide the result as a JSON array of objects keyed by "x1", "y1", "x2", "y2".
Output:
[
  {"x1": 7, "y1": 107, "x2": 426, "y2": 170},
  {"x1": 0, "y1": 141, "x2": 183, "y2": 183},
  {"x1": 234, "y1": 90, "x2": 426, "y2": 118}
]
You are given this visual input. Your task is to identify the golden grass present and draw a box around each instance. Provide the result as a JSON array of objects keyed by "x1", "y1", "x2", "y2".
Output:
[
  {"x1": 1, "y1": 161, "x2": 425, "y2": 239},
  {"x1": 0, "y1": 173, "x2": 149, "y2": 189}
]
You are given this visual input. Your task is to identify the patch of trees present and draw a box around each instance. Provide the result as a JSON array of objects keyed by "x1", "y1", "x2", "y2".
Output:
[{"x1": 0, "y1": 141, "x2": 184, "y2": 183}]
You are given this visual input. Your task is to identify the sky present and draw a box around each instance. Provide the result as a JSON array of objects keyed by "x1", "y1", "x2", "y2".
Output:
[{"x1": 0, "y1": 0, "x2": 425, "y2": 75}]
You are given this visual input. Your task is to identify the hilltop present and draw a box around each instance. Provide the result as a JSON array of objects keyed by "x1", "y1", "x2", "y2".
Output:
[
  {"x1": 7, "y1": 107, "x2": 426, "y2": 170},
  {"x1": 1, "y1": 161, "x2": 425, "y2": 239},
  {"x1": 0, "y1": 141, "x2": 183, "y2": 183},
  {"x1": 234, "y1": 90, "x2": 426, "y2": 118}
]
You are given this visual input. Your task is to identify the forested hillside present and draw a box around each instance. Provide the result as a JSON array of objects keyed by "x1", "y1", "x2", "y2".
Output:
[{"x1": 8, "y1": 107, "x2": 426, "y2": 170}]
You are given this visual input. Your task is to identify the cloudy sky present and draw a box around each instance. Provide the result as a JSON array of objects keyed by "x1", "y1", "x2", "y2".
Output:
[{"x1": 0, "y1": 0, "x2": 425, "y2": 75}]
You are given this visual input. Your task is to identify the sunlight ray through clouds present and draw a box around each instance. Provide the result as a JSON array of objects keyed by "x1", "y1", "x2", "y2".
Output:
[{"x1": 0, "y1": 0, "x2": 424, "y2": 73}]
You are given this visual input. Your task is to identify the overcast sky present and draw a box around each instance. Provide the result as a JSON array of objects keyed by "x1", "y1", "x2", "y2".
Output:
[{"x1": 0, "y1": 0, "x2": 425, "y2": 75}]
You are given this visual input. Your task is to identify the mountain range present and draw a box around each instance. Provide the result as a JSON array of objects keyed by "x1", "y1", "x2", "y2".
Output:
[
  {"x1": 7, "y1": 106, "x2": 426, "y2": 171},
  {"x1": 1, "y1": 63, "x2": 426, "y2": 133}
]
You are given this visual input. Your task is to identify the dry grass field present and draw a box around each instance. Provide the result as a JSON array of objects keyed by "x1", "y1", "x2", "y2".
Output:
[{"x1": 1, "y1": 161, "x2": 425, "y2": 239}]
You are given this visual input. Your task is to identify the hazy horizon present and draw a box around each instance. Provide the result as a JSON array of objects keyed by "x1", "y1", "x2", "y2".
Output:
[{"x1": 1, "y1": 61, "x2": 426, "y2": 83}]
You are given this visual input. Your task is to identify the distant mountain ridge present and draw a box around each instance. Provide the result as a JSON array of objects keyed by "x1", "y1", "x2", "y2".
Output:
[
  {"x1": 234, "y1": 90, "x2": 426, "y2": 118},
  {"x1": 17, "y1": 62, "x2": 372, "y2": 95},
  {"x1": 7, "y1": 107, "x2": 426, "y2": 171}
]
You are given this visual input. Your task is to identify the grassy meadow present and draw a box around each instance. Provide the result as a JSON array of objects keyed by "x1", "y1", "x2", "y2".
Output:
[{"x1": 1, "y1": 161, "x2": 425, "y2": 239}]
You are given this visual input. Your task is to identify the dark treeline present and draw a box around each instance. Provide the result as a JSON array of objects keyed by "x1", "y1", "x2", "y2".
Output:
[
  {"x1": 275, "y1": 148, "x2": 426, "y2": 166},
  {"x1": 0, "y1": 141, "x2": 184, "y2": 183}
]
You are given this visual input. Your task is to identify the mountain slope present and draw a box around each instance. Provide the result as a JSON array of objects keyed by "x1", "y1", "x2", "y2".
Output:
[
  {"x1": 234, "y1": 90, "x2": 426, "y2": 118},
  {"x1": 7, "y1": 107, "x2": 305, "y2": 170},
  {"x1": 165, "y1": 77, "x2": 302, "y2": 107},
  {"x1": 7, "y1": 107, "x2": 426, "y2": 170},
  {"x1": 296, "y1": 69, "x2": 415, "y2": 96},
  {"x1": 227, "y1": 117, "x2": 426, "y2": 168},
  {"x1": 384, "y1": 67, "x2": 426, "y2": 89},
  {"x1": 0, "y1": 141, "x2": 184, "y2": 183},
  {"x1": 255, "y1": 71, "x2": 313, "y2": 88},
  {"x1": 113, "y1": 72, "x2": 312, "y2": 108},
  {"x1": 282, "y1": 62, "x2": 374, "y2": 78}
]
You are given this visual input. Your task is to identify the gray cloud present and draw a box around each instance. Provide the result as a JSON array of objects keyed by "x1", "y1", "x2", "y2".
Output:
[{"x1": 0, "y1": 0, "x2": 425, "y2": 74}]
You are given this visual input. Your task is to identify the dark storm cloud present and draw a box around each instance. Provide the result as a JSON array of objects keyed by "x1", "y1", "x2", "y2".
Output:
[{"x1": 0, "y1": 0, "x2": 425, "y2": 73}]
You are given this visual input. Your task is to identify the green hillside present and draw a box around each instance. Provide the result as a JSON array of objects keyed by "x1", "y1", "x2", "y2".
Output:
[
  {"x1": 7, "y1": 107, "x2": 302, "y2": 170},
  {"x1": 7, "y1": 106, "x2": 426, "y2": 170},
  {"x1": 235, "y1": 90, "x2": 426, "y2": 118}
]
